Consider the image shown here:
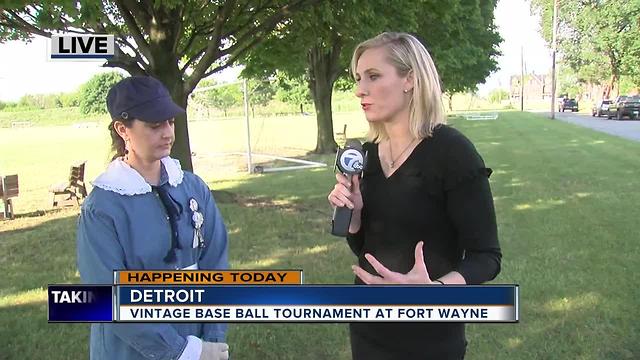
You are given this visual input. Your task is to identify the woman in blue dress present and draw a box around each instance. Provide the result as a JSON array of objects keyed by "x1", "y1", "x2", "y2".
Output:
[{"x1": 77, "y1": 76, "x2": 229, "y2": 360}]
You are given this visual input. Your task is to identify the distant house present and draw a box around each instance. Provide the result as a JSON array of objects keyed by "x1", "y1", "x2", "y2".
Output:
[
  {"x1": 509, "y1": 71, "x2": 638, "y2": 103},
  {"x1": 510, "y1": 72, "x2": 552, "y2": 101}
]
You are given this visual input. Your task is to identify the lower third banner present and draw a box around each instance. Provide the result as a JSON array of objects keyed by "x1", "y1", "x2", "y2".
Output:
[
  {"x1": 115, "y1": 285, "x2": 518, "y2": 323},
  {"x1": 48, "y1": 285, "x2": 113, "y2": 322}
]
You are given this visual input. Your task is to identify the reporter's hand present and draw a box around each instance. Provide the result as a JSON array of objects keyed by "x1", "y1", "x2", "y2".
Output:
[
  {"x1": 328, "y1": 173, "x2": 363, "y2": 211},
  {"x1": 199, "y1": 342, "x2": 229, "y2": 360},
  {"x1": 352, "y1": 241, "x2": 434, "y2": 284}
]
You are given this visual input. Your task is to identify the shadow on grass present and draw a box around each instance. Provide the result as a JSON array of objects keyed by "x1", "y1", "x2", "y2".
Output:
[
  {"x1": 0, "y1": 212, "x2": 80, "y2": 298},
  {"x1": 13, "y1": 207, "x2": 79, "y2": 219},
  {"x1": 466, "y1": 288, "x2": 639, "y2": 359},
  {"x1": 0, "y1": 300, "x2": 89, "y2": 359}
]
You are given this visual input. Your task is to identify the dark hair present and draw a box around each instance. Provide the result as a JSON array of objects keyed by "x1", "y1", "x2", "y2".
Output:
[{"x1": 108, "y1": 118, "x2": 134, "y2": 160}]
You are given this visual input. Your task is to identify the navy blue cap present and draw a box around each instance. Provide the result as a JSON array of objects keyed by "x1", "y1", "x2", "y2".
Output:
[{"x1": 106, "y1": 76, "x2": 185, "y2": 122}]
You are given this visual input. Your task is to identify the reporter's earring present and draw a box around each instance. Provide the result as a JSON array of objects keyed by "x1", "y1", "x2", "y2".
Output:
[{"x1": 403, "y1": 89, "x2": 409, "y2": 93}]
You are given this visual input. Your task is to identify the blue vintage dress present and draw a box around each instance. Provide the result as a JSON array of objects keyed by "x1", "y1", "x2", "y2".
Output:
[{"x1": 77, "y1": 157, "x2": 228, "y2": 360}]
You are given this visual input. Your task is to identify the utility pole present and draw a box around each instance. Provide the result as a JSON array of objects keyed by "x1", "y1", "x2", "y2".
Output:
[
  {"x1": 242, "y1": 78, "x2": 253, "y2": 174},
  {"x1": 551, "y1": 0, "x2": 559, "y2": 119},
  {"x1": 520, "y1": 46, "x2": 524, "y2": 112}
]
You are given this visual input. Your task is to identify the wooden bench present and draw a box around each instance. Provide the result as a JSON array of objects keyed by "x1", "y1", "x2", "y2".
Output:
[
  {"x1": 50, "y1": 161, "x2": 88, "y2": 207},
  {"x1": 0, "y1": 175, "x2": 19, "y2": 219}
]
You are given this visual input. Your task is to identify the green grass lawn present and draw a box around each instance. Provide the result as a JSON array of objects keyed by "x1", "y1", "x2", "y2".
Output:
[{"x1": 1, "y1": 111, "x2": 639, "y2": 359}]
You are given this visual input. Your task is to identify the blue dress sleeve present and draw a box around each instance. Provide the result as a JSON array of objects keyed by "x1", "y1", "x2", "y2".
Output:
[
  {"x1": 77, "y1": 203, "x2": 189, "y2": 359},
  {"x1": 196, "y1": 183, "x2": 229, "y2": 342}
]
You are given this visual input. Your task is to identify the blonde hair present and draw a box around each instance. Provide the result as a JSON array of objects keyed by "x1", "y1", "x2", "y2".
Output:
[{"x1": 351, "y1": 32, "x2": 446, "y2": 142}]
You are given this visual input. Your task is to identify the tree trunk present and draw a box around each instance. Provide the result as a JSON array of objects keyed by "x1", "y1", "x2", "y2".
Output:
[
  {"x1": 149, "y1": 26, "x2": 194, "y2": 172},
  {"x1": 312, "y1": 79, "x2": 336, "y2": 153},
  {"x1": 171, "y1": 91, "x2": 194, "y2": 173},
  {"x1": 300, "y1": 103, "x2": 304, "y2": 114},
  {"x1": 447, "y1": 93, "x2": 454, "y2": 111},
  {"x1": 156, "y1": 72, "x2": 193, "y2": 173},
  {"x1": 607, "y1": 51, "x2": 620, "y2": 99},
  {"x1": 308, "y1": 39, "x2": 342, "y2": 154}
]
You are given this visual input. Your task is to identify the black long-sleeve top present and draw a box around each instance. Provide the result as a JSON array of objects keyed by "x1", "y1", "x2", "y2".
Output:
[{"x1": 347, "y1": 124, "x2": 501, "y2": 359}]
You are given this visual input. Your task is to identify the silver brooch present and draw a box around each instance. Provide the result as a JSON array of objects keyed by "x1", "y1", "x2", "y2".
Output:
[{"x1": 189, "y1": 198, "x2": 205, "y2": 248}]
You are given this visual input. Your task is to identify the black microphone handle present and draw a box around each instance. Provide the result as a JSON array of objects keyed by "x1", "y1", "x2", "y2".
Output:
[{"x1": 331, "y1": 205, "x2": 353, "y2": 237}]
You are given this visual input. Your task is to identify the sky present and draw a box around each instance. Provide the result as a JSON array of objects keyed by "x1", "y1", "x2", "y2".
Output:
[
  {"x1": 0, "y1": 0, "x2": 550, "y2": 102},
  {"x1": 477, "y1": 0, "x2": 552, "y2": 95}
]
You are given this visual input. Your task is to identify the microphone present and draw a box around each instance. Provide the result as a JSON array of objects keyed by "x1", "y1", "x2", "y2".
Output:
[{"x1": 331, "y1": 139, "x2": 366, "y2": 237}]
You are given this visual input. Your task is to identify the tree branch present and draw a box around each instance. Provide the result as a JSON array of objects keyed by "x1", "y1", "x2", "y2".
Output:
[
  {"x1": 329, "y1": 32, "x2": 343, "y2": 84},
  {"x1": 3, "y1": 10, "x2": 52, "y2": 38},
  {"x1": 127, "y1": 0, "x2": 152, "y2": 32},
  {"x1": 180, "y1": 46, "x2": 207, "y2": 74},
  {"x1": 178, "y1": 28, "x2": 200, "y2": 58},
  {"x1": 202, "y1": 61, "x2": 233, "y2": 79},
  {"x1": 114, "y1": 38, "x2": 150, "y2": 71},
  {"x1": 177, "y1": 3, "x2": 211, "y2": 56},
  {"x1": 218, "y1": 2, "x2": 275, "y2": 39},
  {"x1": 103, "y1": 46, "x2": 147, "y2": 76},
  {"x1": 221, "y1": 0, "x2": 314, "y2": 58},
  {"x1": 189, "y1": 0, "x2": 318, "y2": 93},
  {"x1": 210, "y1": 32, "x2": 266, "y2": 75},
  {"x1": 56, "y1": 15, "x2": 98, "y2": 35},
  {"x1": 96, "y1": 20, "x2": 150, "y2": 70},
  {"x1": 184, "y1": 0, "x2": 237, "y2": 93},
  {"x1": 172, "y1": 5, "x2": 186, "y2": 54},
  {"x1": 113, "y1": 0, "x2": 152, "y2": 62}
]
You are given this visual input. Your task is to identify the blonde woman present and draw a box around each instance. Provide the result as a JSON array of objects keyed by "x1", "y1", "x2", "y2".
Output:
[{"x1": 328, "y1": 32, "x2": 502, "y2": 359}]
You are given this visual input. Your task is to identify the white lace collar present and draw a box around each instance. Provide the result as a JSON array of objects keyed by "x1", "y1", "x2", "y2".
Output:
[{"x1": 92, "y1": 157, "x2": 184, "y2": 195}]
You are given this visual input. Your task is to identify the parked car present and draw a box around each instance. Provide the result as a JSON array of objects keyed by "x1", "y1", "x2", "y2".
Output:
[
  {"x1": 607, "y1": 95, "x2": 640, "y2": 120},
  {"x1": 592, "y1": 99, "x2": 612, "y2": 117},
  {"x1": 558, "y1": 98, "x2": 579, "y2": 112}
]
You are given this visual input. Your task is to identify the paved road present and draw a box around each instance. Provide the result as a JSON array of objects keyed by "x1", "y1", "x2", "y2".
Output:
[{"x1": 536, "y1": 110, "x2": 640, "y2": 142}]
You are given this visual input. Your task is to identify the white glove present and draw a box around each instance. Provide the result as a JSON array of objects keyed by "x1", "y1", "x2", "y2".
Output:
[{"x1": 199, "y1": 341, "x2": 229, "y2": 360}]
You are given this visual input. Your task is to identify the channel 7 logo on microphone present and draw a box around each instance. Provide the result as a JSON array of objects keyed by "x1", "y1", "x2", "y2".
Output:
[
  {"x1": 339, "y1": 149, "x2": 364, "y2": 173},
  {"x1": 49, "y1": 35, "x2": 115, "y2": 60}
]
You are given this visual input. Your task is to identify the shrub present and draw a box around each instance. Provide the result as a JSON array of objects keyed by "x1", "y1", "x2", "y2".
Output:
[{"x1": 79, "y1": 71, "x2": 125, "y2": 114}]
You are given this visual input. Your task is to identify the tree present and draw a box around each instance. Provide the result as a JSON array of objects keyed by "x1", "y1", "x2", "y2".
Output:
[
  {"x1": 274, "y1": 72, "x2": 311, "y2": 114},
  {"x1": 79, "y1": 71, "x2": 125, "y2": 114},
  {"x1": 531, "y1": 0, "x2": 640, "y2": 98},
  {"x1": 1, "y1": 0, "x2": 318, "y2": 171},
  {"x1": 558, "y1": 67, "x2": 582, "y2": 99},
  {"x1": 190, "y1": 78, "x2": 238, "y2": 117},
  {"x1": 488, "y1": 89, "x2": 509, "y2": 104},
  {"x1": 248, "y1": 78, "x2": 276, "y2": 116},
  {"x1": 59, "y1": 90, "x2": 80, "y2": 107},
  {"x1": 416, "y1": 1, "x2": 501, "y2": 109},
  {"x1": 241, "y1": 0, "x2": 414, "y2": 153},
  {"x1": 241, "y1": 0, "x2": 501, "y2": 153},
  {"x1": 333, "y1": 75, "x2": 355, "y2": 92},
  {"x1": 210, "y1": 84, "x2": 242, "y2": 117}
]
